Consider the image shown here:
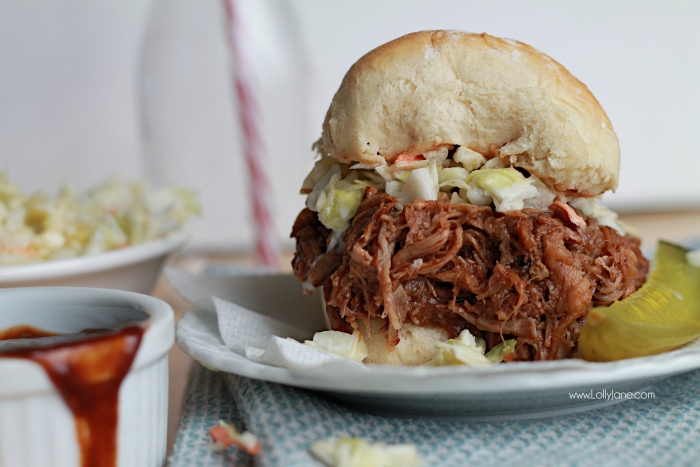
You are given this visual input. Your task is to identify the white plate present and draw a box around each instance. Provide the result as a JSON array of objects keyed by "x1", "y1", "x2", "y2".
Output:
[{"x1": 176, "y1": 284, "x2": 700, "y2": 421}]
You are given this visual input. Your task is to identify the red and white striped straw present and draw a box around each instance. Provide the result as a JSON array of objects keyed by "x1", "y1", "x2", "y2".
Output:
[{"x1": 222, "y1": 0, "x2": 282, "y2": 269}]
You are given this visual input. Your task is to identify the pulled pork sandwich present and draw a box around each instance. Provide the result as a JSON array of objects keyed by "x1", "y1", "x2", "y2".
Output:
[{"x1": 291, "y1": 31, "x2": 648, "y2": 364}]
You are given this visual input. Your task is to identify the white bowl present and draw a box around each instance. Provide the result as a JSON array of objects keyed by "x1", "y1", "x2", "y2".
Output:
[
  {"x1": 0, "y1": 230, "x2": 189, "y2": 294},
  {"x1": 0, "y1": 287, "x2": 174, "y2": 467}
]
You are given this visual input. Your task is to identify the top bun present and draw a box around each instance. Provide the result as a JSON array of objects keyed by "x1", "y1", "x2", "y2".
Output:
[{"x1": 314, "y1": 31, "x2": 619, "y2": 196}]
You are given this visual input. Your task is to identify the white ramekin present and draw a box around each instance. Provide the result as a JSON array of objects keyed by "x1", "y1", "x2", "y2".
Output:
[{"x1": 0, "y1": 287, "x2": 174, "y2": 467}]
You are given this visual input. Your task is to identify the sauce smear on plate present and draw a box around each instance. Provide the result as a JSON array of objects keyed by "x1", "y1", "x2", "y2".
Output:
[{"x1": 0, "y1": 323, "x2": 144, "y2": 467}]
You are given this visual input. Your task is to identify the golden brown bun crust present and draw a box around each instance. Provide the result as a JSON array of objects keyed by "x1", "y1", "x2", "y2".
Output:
[{"x1": 315, "y1": 31, "x2": 619, "y2": 196}]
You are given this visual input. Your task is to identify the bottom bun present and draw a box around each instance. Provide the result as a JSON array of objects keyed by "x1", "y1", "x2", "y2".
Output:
[
  {"x1": 361, "y1": 319, "x2": 449, "y2": 366},
  {"x1": 321, "y1": 289, "x2": 449, "y2": 365}
]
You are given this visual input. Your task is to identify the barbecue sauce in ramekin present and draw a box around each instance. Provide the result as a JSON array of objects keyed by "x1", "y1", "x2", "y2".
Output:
[{"x1": 0, "y1": 323, "x2": 145, "y2": 467}]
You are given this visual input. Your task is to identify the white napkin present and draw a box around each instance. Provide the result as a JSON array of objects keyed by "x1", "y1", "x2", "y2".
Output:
[{"x1": 166, "y1": 268, "x2": 366, "y2": 371}]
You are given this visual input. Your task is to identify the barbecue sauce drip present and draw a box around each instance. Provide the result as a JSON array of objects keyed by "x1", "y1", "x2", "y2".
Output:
[{"x1": 0, "y1": 324, "x2": 145, "y2": 467}]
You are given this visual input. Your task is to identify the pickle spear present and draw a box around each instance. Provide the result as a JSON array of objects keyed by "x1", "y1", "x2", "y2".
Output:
[{"x1": 578, "y1": 241, "x2": 700, "y2": 362}]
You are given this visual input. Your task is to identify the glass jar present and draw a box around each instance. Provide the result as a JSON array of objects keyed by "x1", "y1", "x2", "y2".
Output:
[{"x1": 139, "y1": 0, "x2": 313, "y2": 263}]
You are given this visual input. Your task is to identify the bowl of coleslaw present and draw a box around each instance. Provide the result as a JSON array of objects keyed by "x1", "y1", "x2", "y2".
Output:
[{"x1": 0, "y1": 175, "x2": 199, "y2": 294}]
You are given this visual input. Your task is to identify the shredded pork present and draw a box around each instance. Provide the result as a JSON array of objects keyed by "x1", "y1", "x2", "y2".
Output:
[{"x1": 291, "y1": 186, "x2": 649, "y2": 361}]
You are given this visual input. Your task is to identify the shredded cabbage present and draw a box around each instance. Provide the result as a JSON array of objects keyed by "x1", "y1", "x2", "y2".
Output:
[
  {"x1": 303, "y1": 148, "x2": 557, "y2": 233},
  {"x1": 484, "y1": 339, "x2": 517, "y2": 364},
  {"x1": 425, "y1": 329, "x2": 516, "y2": 366},
  {"x1": 398, "y1": 165, "x2": 438, "y2": 204},
  {"x1": 301, "y1": 156, "x2": 341, "y2": 193},
  {"x1": 465, "y1": 168, "x2": 554, "y2": 212},
  {"x1": 310, "y1": 437, "x2": 423, "y2": 467},
  {"x1": 304, "y1": 330, "x2": 368, "y2": 362},
  {"x1": 209, "y1": 420, "x2": 260, "y2": 455},
  {"x1": 0, "y1": 174, "x2": 199, "y2": 266},
  {"x1": 568, "y1": 197, "x2": 629, "y2": 235},
  {"x1": 453, "y1": 146, "x2": 486, "y2": 171},
  {"x1": 438, "y1": 167, "x2": 471, "y2": 192},
  {"x1": 305, "y1": 165, "x2": 367, "y2": 231}
]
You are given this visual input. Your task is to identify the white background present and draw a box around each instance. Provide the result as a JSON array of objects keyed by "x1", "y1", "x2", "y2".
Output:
[{"x1": 1, "y1": 0, "x2": 698, "y2": 252}]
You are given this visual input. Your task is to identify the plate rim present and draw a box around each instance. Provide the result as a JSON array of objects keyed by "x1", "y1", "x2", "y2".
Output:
[{"x1": 176, "y1": 308, "x2": 700, "y2": 396}]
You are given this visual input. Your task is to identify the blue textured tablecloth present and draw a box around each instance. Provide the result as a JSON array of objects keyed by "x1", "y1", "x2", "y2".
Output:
[{"x1": 169, "y1": 361, "x2": 700, "y2": 467}]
